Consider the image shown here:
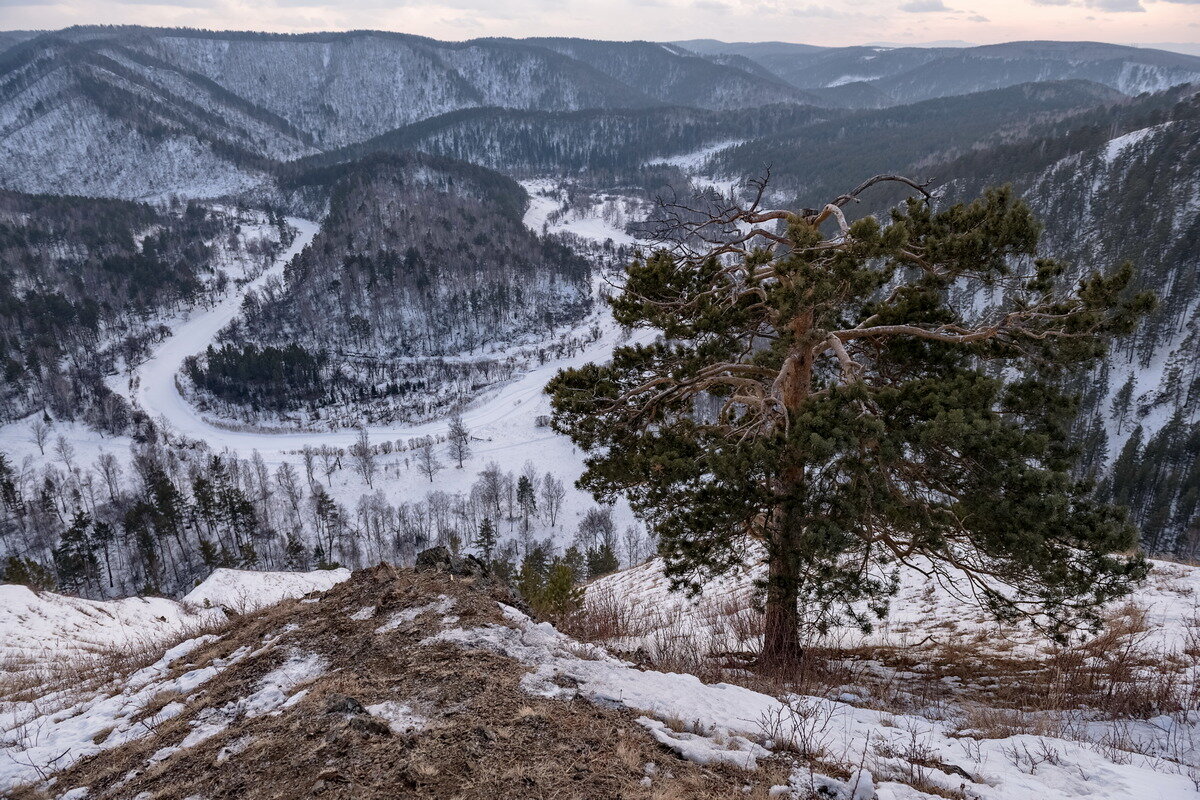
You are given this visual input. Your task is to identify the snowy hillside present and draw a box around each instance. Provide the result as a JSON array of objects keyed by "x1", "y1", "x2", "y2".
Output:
[
  {"x1": 590, "y1": 553, "x2": 1200, "y2": 658},
  {"x1": 3, "y1": 563, "x2": 1198, "y2": 799},
  {"x1": 0, "y1": 567, "x2": 348, "y2": 677}
]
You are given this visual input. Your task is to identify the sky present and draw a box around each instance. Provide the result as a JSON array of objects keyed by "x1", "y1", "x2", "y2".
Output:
[{"x1": 0, "y1": 0, "x2": 1197, "y2": 50}]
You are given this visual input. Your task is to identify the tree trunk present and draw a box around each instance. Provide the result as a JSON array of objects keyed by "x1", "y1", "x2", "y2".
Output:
[
  {"x1": 760, "y1": 308, "x2": 816, "y2": 666},
  {"x1": 761, "y1": 519, "x2": 803, "y2": 665}
]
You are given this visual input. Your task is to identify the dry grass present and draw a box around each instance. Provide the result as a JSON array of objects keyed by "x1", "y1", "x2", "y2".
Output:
[
  {"x1": 14, "y1": 566, "x2": 790, "y2": 800},
  {"x1": 0, "y1": 615, "x2": 234, "y2": 710},
  {"x1": 568, "y1": 577, "x2": 1200, "y2": 784}
]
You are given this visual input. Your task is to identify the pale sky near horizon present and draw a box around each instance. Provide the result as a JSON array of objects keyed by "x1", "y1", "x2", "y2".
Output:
[{"x1": 0, "y1": 0, "x2": 1197, "y2": 51}]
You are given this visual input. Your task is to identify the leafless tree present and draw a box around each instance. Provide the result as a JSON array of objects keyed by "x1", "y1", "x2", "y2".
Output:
[
  {"x1": 540, "y1": 473, "x2": 566, "y2": 528},
  {"x1": 416, "y1": 438, "x2": 443, "y2": 483},
  {"x1": 350, "y1": 428, "x2": 377, "y2": 488},
  {"x1": 53, "y1": 435, "x2": 75, "y2": 472},
  {"x1": 447, "y1": 414, "x2": 472, "y2": 468},
  {"x1": 29, "y1": 419, "x2": 49, "y2": 455},
  {"x1": 301, "y1": 445, "x2": 317, "y2": 487}
]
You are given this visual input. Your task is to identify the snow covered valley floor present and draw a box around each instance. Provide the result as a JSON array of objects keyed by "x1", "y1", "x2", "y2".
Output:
[{"x1": 5, "y1": 559, "x2": 1200, "y2": 799}]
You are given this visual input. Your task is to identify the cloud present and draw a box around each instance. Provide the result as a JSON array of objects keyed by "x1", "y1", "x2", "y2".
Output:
[
  {"x1": 1029, "y1": 0, "x2": 1072, "y2": 5},
  {"x1": 1085, "y1": 0, "x2": 1146, "y2": 9},
  {"x1": 899, "y1": 0, "x2": 952, "y2": 9},
  {"x1": 786, "y1": 4, "x2": 854, "y2": 17},
  {"x1": 967, "y1": 12, "x2": 989, "y2": 19},
  {"x1": 693, "y1": 0, "x2": 731, "y2": 9}
]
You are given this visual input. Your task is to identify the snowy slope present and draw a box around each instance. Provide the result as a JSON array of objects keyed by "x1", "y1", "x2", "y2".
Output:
[
  {"x1": 0, "y1": 567, "x2": 349, "y2": 671},
  {"x1": 589, "y1": 554, "x2": 1200, "y2": 659},
  {"x1": 6, "y1": 565, "x2": 1197, "y2": 799},
  {"x1": 446, "y1": 601, "x2": 1200, "y2": 800}
]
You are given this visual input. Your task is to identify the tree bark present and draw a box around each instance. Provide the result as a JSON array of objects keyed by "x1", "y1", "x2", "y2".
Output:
[
  {"x1": 760, "y1": 309, "x2": 815, "y2": 666},
  {"x1": 761, "y1": 520, "x2": 803, "y2": 665}
]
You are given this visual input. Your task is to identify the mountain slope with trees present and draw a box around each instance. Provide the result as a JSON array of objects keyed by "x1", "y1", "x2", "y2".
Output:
[{"x1": 185, "y1": 152, "x2": 592, "y2": 425}]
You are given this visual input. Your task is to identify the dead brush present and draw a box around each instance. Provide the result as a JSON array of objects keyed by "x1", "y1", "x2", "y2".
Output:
[
  {"x1": 0, "y1": 616, "x2": 234, "y2": 717},
  {"x1": 756, "y1": 694, "x2": 841, "y2": 762},
  {"x1": 560, "y1": 585, "x2": 658, "y2": 643}
]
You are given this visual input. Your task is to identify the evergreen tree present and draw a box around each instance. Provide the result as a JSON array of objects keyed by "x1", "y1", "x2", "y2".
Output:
[
  {"x1": 476, "y1": 516, "x2": 498, "y2": 563},
  {"x1": 549, "y1": 180, "x2": 1154, "y2": 661},
  {"x1": 1111, "y1": 375, "x2": 1135, "y2": 436},
  {"x1": 516, "y1": 475, "x2": 537, "y2": 533},
  {"x1": 53, "y1": 510, "x2": 98, "y2": 593},
  {"x1": 586, "y1": 543, "x2": 620, "y2": 579},
  {"x1": 0, "y1": 452, "x2": 19, "y2": 513},
  {"x1": 2, "y1": 555, "x2": 56, "y2": 590}
]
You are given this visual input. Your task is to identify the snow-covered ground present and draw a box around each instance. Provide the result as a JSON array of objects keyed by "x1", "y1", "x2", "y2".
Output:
[
  {"x1": 0, "y1": 568, "x2": 349, "y2": 674},
  {"x1": 5, "y1": 556, "x2": 1199, "y2": 798},
  {"x1": 590, "y1": 554, "x2": 1200, "y2": 658},
  {"x1": 440, "y1": 599, "x2": 1200, "y2": 799},
  {"x1": 0, "y1": 184, "x2": 649, "y2": 551}
]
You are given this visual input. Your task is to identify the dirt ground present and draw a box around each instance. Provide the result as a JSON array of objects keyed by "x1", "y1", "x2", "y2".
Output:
[{"x1": 14, "y1": 565, "x2": 793, "y2": 800}]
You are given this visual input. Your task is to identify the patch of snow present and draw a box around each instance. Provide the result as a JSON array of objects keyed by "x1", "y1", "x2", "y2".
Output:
[
  {"x1": 644, "y1": 140, "x2": 745, "y2": 171},
  {"x1": 376, "y1": 595, "x2": 456, "y2": 633},
  {"x1": 365, "y1": 701, "x2": 428, "y2": 735},
  {"x1": 1103, "y1": 122, "x2": 1174, "y2": 163},
  {"x1": 181, "y1": 567, "x2": 350, "y2": 612},
  {"x1": 637, "y1": 716, "x2": 767, "y2": 769},
  {"x1": 0, "y1": 633, "x2": 235, "y2": 792},
  {"x1": 349, "y1": 606, "x2": 376, "y2": 621},
  {"x1": 427, "y1": 602, "x2": 1200, "y2": 800},
  {"x1": 147, "y1": 650, "x2": 326, "y2": 765}
]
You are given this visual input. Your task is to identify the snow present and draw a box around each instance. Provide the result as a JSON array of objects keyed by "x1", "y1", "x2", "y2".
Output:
[
  {"x1": 589, "y1": 554, "x2": 1200, "y2": 659},
  {"x1": 1103, "y1": 122, "x2": 1174, "y2": 163},
  {"x1": 0, "y1": 584, "x2": 219, "y2": 669},
  {"x1": 375, "y1": 594, "x2": 456, "y2": 633},
  {"x1": 430, "y1": 602, "x2": 1200, "y2": 799},
  {"x1": 146, "y1": 650, "x2": 326, "y2": 764},
  {"x1": 181, "y1": 567, "x2": 350, "y2": 612},
  {"x1": 0, "y1": 633, "x2": 226, "y2": 792},
  {"x1": 644, "y1": 140, "x2": 745, "y2": 171},
  {"x1": 365, "y1": 700, "x2": 428, "y2": 735},
  {"x1": 0, "y1": 568, "x2": 349, "y2": 678},
  {"x1": 521, "y1": 180, "x2": 641, "y2": 246},
  {"x1": 637, "y1": 716, "x2": 768, "y2": 769}
]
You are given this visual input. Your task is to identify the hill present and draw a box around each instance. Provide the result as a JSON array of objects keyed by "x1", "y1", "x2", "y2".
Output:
[{"x1": 4, "y1": 558, "x2": 1199, "y2": 798}]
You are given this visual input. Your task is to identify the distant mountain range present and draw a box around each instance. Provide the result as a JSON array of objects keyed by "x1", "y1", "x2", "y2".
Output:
[
  {"x1": 2, "y1": 28, "x2": 1198, "y2": 199},
  {"x1": 676, "y1": 39, "x2": 1200, "y2": 102}
]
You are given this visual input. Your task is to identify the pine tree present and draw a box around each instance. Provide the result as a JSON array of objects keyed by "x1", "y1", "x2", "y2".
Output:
[
  {"x1": 586, "y1": 543, "x2": 620, "y2": 579},
  {"x1": 549, "y1": 179, "x2": 1154, "y2": 662},
  {"x1": 1111, "y1": 375, "x2": 1135, "y2": 436},
  {"x1": 516, "y1": 475, "x2": 537, "y2": 533},
  {"x1": 2, "y1": 555, "x2": 55, "y2": 590},
  {"x1": 53, "y1": 510, "x2": 98, "y2": 593},
  {"x1": 476, "y1": 516, "x2": 498, "y2": 563}
]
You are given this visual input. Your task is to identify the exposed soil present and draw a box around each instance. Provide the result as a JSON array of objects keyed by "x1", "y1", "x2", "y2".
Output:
[{"x1": 20, "y1": 566, "x2": 790, "y2": 800}]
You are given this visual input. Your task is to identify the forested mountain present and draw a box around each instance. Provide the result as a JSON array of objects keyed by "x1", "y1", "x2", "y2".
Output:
[
  {"x1": 706, "y1": 80, "x2": 1131, "y2": 199},
  {"x1": 675, "y1": 39, "x2": 1200, "y2": 104},
  {"x1": 0, "y1": 192, "x2": 287, "y2": 426},
  {"x1": 7, "y1": 29, "x2": 1196, "y2": 202},
  {"x1": 0, "y1": 31, "x2": 38, "y2": 55},
  {"x1": 186, "y1": 152, "x2": 593, "y2": 426},
  {"x1": 0, "y1": 35, "x2": 314, "y2": 198},
  {"x1": 520, "y1": 38, "x2": 826, "y2": 108},
  {"x1": 296, "y1": 104, "x2": 831, "y2": 179},
  {"x1": 929, "y1": 94, "x2": 1200, "y2": 556}
]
